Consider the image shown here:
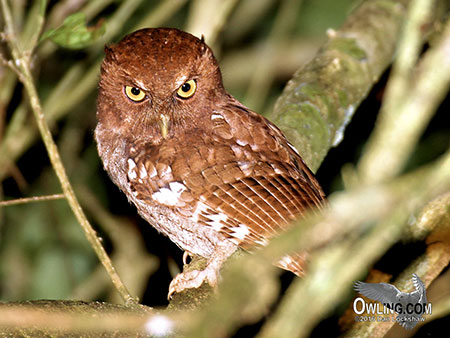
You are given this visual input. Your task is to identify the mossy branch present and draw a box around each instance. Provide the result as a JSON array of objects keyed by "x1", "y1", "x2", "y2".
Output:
[
  {"x1": 0, "y1": 0, "x2": 449, "y2": 336},
  {"x1": 268, "y1": 0, "x2": 411, "y2": 172},
  {"x1": 0, "y1": 301, "x2": 156, "y2": 337}
]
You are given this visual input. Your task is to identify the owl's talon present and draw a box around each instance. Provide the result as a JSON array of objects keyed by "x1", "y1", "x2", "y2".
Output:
[
  {"x1": 168, "y1": 241, "x2": 236, "y2": 299},
  {"x1": 168, "y1": 268, "x2": 218, "y2": 299},
  {"x1": 182, "y1": 251, "x2": 191, "y2": 265}
]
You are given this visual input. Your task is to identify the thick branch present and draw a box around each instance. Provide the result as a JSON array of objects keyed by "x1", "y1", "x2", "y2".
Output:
[
  {"x1": 0, "y1": 301, "x2": 156, "y2": 336},
  {"x1": 268, "y1": 0, "x2": 410, "y2": 171}
]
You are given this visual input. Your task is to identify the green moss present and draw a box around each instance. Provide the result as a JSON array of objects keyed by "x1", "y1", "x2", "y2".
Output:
[
  {"x1": 329, "y1": 37, "x2": 367, "y2": 61},
  {"x1": 275, "y1": 102, "x2": 330, "y2": 172},
  {"x1": 337, "y1": 89, "x2": 349, "y2": 107}
]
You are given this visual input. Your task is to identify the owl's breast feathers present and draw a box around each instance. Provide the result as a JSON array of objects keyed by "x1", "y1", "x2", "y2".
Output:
[
  {"x1": 123, "y1": 102, "x2": 325, "y2": 255},
  {"x1": 96, "y1": 28, "x2": 326, "y2": 291}
]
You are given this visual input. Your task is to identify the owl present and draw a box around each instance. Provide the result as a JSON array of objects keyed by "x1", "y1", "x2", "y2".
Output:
[{"x1": 95, "y1": 28, "x2": 325, "y2": 297}]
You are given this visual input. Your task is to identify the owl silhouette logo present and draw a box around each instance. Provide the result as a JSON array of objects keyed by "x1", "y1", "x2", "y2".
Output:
[{"x1": 354, "y1": 274, "x2": 431, "y2": 329}]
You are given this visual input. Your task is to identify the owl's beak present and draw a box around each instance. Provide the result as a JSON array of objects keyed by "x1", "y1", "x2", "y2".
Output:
[{"x1": 158, "y1": 114, "x2": 170, "y2": 139}]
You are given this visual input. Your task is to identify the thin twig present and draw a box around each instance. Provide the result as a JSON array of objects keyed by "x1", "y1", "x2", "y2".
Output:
[
  {"x1": 269, "y1": 0, "x2": 411, "y2": 172},
  {"x1": 0, "y1": 0, "x2": 136, "y2": 304},
  {"x1": 0, "y1": 193, "x2": 65, "y2": 207},
  {"x1": 0, "y1": 51, "x2": 24, "y2": 80},
  {"x1": 358, "y1": 0, "x2": 437, "y2": 183},
  {"x1": 0, "y1": 0, "x2": 187, "y2": 182}
]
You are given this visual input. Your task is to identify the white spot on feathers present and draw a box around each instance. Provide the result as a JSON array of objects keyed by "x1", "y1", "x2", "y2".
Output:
[
  {"x1": 191, "y1": 202, "x2": 228, "y2": 231},
  {"x1": 159, "y1": 165, "x2": 173, "y2": 180},
  {"x1": 237, "y1": 161, "x2": 253, "y2": 175},
  {"x1": 152, "y1": 182, "x2": 187, "y2": 206},
  {"x1": 191, "y1": 201, "x2": 208, "y2": 222},
  {"x1": 287, "y1": 141, "x2": 300, "y2": 155},
  {"x1": 255, "y1": 238, "x2": 269, "y2": 246},
  {"x1": 127, "y1": 159, "x2": 137, "y2": 180},
  {"x1": 236, "y1": 139, "x2": 247, "y2": 146},
  {"x1": 205, "y1": 213, "x2": 228, "y2": 231},
  {"x1": 139, "y1": 164, "x2": 148, "y2": 179},
  {"x1": 230, "y1": 224, "x2": 250, "y2": 240},
  {"x1": 279, "y1": 254, "x2": 294, "y2": 266},
  {"x1": 211, "y1": 113, "x2": 224, "y2": 120},
  {"x1": 148, "y1": 164, "x2": 157, "y2": 178}
]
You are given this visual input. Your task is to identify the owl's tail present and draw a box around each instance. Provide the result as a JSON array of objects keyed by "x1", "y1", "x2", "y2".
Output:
[{"x1": 276, "y1": 251, "x2": 308, "y2": 276}]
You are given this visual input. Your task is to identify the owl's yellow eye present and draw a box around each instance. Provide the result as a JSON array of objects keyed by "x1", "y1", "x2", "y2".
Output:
[
  {"x1": 125, "y1": 86, "x2": 146, "y2": 102},
  {"x1": 176, "y1": 80, "x2": 196, "y2": 99}
]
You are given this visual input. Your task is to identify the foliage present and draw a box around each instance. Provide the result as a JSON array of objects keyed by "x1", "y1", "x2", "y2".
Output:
[
  {"x1": 0, "y1": 0, "x2": 449, "y2": 337},
  {"x1": 40, "y1": 12, "x2": 105, "y2": 49}
]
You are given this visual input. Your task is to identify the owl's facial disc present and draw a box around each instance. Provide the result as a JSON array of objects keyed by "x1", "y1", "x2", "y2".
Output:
[
  {"x1": 99, "y1": 28, "x2": 225, "y2": 139},
  {"x1": 157, "y1": 79, "x2": 196, "y2": 138},
  {"x1": 121, "y1": 76, "x2": 198, "y2": 138}
]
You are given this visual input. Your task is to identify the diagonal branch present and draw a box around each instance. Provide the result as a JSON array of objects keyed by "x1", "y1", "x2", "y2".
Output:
[
  {"x1": 0, "y1": 0, "x2": 136, "y2": 304},
  {"x1": 268, "y1": 0, "x2": 411, "y2": 172}
]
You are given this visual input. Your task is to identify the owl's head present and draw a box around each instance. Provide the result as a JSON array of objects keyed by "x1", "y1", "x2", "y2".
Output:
[{"x1": 97, "y1": 28, "x2": 225, "y2": 140}]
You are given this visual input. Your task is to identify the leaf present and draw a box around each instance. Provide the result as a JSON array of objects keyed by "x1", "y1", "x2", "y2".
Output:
[{"x1": 40, "y1": 12, "x2": 105, "y2": 49}]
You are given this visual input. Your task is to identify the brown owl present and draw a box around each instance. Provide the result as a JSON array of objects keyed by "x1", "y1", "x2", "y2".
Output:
[{"x1": 95, "y1": 28, "x2": 325, "y2": 297}]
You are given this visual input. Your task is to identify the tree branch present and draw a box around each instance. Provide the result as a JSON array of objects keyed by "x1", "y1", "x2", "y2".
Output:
[
  {"x1": 268, "y1": 0, "x2": 411, "y2": 172},
  {"x1": 0, "y1": 0, "x2": 136, "y2": 304},
  {"x1": 359, "y1": 5, "x2": 450, "y2": 182}
]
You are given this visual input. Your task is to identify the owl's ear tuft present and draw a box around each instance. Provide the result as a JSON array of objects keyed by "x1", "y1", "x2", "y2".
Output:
[
  {"x1": 104, "y1": 44, "x2": 113, "y2": 55},
  {"x1": 103, "y1": 45, "x2": 118, "y2": 63},
  {"x1": 199, "y1": 42, "x2": 212, "y2": 59},
  {"x1": 200, "y1": 34, "x2": 205, "y2": 43}
]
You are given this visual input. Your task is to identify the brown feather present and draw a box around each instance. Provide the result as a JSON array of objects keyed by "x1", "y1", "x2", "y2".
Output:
[{"x1": 95, "y1": 28, "x2": 326, "y2": 294}]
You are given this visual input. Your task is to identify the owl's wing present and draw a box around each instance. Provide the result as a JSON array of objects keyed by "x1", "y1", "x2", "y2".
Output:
[
  {"x1": 354, "y1": 281, "x2": 401, "y2": 306},
  {"x1": 194, "y1": 164, "x2": 322, "y2": 246},
  {"x1": 188, "y1": 103, "x2": 325, "y2": 249},
  {"x1": 412, "y1": 274, "x2": 427, "y2": 304},
  {"x1": 124, "y1": 101, "x2": 325, "y2": 276}
]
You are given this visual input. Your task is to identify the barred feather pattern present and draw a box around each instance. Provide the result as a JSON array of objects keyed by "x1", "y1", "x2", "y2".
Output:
[
  {"x1": 95, "y1": 28, "x2": 326, "y2": 295},
  {"x1": 118, "y1": 101, "x2": 325, "y2": 275}
]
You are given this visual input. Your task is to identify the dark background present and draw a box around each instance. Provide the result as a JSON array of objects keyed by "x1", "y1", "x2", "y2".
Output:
[{"x1": 1, "y1": 0, "x2": 448, "y2": 336}]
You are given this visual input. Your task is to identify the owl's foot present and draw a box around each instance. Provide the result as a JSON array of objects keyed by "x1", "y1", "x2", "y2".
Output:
[
  {"x1": 168, "y1": 267, "x2": 218, "y2": 299},
  {"x1": 168, "y1": 240, "x2": 237, "y2": 299}
]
